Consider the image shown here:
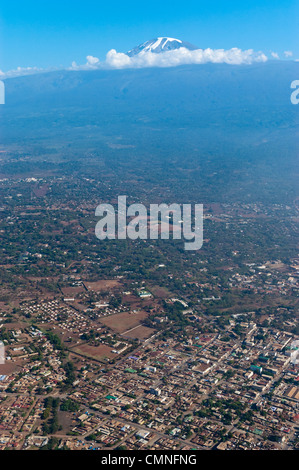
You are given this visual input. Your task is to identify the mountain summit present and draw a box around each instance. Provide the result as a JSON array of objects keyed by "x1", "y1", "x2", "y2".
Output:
[{"x1": 127, "y1": 37, "x2": 198, "y2": 56}]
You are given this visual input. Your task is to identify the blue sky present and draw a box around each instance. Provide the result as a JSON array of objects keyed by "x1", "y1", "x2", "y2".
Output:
[{"x1": 0, "y1": 0, "x2": 298, "y2": 72}]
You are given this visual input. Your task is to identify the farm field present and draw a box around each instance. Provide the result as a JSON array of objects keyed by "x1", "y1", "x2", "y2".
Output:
[
  {"x1": 100, "y1": 310, "x2": 149, "y2": 334},
  {"x1": 69, "y1": 343, "x2": 115, "y2": 362}
]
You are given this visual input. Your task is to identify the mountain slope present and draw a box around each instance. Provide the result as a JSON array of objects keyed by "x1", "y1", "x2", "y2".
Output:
[
  {"x1": 127, "y1": 37, "x2": 198, "y2": 56},
  {"x1": 0, "y1": 61, "x2": 297, "y2": 204}
]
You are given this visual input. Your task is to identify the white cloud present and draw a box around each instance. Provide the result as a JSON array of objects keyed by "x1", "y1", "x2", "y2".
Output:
[
  {"x1": 105, "y1": 49, "x2": 132, "y2": 68},
  {"x1": 271, "y1": 52, "x2": 279, "y2": 59},
  {"x1": 0, "y1": 66, "x2": 43, "y2": 79},
  {"x1": 86, "y1": 55, "x2": 100, "y2": 66},
  {"x1": 0, "y1": 46, "x2": 270, "y2": 79},
  {"x1": 69, "y1": 55, "x2": 100, "y2": 71},
  {"x1": 284, "y1": 50, "x2": 293, "y2": 57},
  {"x1": 104, "y1": 47, "x2": 268, "y2": 69}
]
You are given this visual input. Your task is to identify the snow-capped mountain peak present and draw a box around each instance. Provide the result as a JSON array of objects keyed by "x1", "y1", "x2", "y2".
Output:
[{"x1": 127, "y1": 37, "x2": 198, "y2": 56}]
